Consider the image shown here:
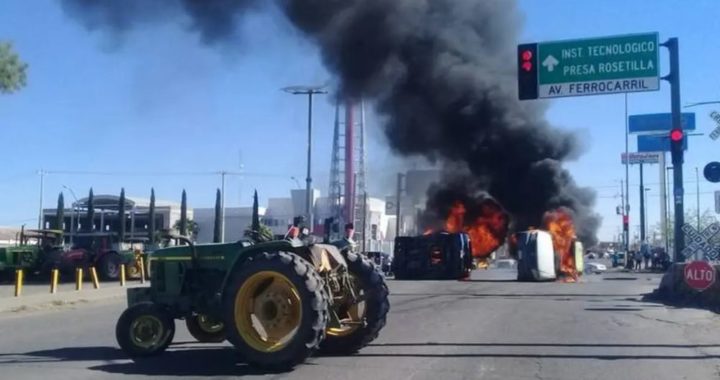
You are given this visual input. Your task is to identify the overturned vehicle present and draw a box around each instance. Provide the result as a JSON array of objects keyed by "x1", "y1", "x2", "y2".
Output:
[{"x1": 391, "y1": 232, "x2": 473, "y2": 280}]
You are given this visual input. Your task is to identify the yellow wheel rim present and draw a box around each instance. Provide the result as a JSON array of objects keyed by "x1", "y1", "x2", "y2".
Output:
[
  {"x1": 197, "y1": 314, "x2": 224, "y2": 333},
  {"x1": 234, "y1": 271, "x2": 302, "y2": 353},
  {"x1": 327, "y1": 275, "x2": 366, "y2": 337},
  {"x1": 130, "y1": 315, "x2": 165, "y2": 349}
]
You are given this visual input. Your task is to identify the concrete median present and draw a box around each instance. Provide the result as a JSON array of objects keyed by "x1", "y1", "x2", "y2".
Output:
[
  {"x1": 0, "y1": 282, "x2": 142, "y2": 314},
  {"x1": 645, "y1": 263, "x2": 720, "y2": 312}
]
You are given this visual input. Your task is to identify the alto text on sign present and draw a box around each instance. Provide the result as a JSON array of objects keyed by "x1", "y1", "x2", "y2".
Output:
[{"x1": 684, "y1": 261, "x2": 716, "y2": 292}]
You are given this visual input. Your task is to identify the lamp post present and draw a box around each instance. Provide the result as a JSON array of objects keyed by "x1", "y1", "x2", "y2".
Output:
[{"x1": 282, "y1": 85, "x2": 327, "y2": 231}]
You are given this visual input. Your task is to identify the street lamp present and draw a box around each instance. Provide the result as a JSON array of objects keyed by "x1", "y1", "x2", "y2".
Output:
[
  {"x1": 290, "y1": 176, "x2": 301, "y2": 189},
  {"x1": 282, "y1": 84, "x2": 328, "y2": 231}
]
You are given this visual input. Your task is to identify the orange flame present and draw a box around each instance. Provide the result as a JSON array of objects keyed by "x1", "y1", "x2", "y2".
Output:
[
  {"x1": 444, "y1": 200, "x2": 508, "y2": 259},
  {"x1": 542, "y1": 208, "x2": 577, "y2": 282}
]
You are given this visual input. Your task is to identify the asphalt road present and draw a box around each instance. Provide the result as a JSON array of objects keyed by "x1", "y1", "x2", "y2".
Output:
[{"x1": 1, "y1": 267, "x2": 720, "y2": 380}]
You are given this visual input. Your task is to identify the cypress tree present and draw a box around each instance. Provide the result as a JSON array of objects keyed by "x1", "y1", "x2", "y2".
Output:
[
  {"x1": 251, "y1": 190, "x2": 260, "y2": 241},
  {"x1": 213, "y1": 188, "x2": 222, "y2": 243},
  {"x1": 148, "y1": 188, "x2": 156, "y2": 243},
  {"x1": 118, "y1": 188, "x2": 126, "y2": 241},
  {"x1": 179, "y1": 189, "x2": 187, "y2": 236},
  {"x1": 56, "y1": 192, "x2": 64, "y2": 232},
  {"x1": 87, "y1": 188, "x2": 95, "y2": 231}
]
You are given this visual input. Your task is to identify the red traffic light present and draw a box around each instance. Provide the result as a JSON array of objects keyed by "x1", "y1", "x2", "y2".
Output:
[
  {"x1": 521, "y1": 62, "x2": 532, "y2": 72},
  {"x1": 670, "y1": 128, "x2": 683, "y2": 142},
  {"x1": 521, "y1": 50, "x2": 532, "y2": 61}
]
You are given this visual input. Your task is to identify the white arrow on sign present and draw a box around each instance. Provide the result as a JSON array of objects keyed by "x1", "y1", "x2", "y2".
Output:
[{"x1": 542, "y1": 55, "x2": 560, "y2": 72}]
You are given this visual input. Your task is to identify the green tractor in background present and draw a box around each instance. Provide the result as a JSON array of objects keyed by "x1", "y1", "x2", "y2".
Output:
[
  {"x1": 0, "y1": 229, "x2": 65, "y2": 279},
  {"x1": 115, "y1": 233, "x2": 390, "y2": 370}
]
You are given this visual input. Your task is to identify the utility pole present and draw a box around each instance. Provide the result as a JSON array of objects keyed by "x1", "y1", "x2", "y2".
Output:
[
  {"x1": 639, "y1": 163, "x2": 645, "y2": 242},
  {"x1": 661, "y1": 37, "x2": 685, "y2": 262},
  {"x1": 666, "y1": 166, "x2": 673, "y2": 254},
  {"x1": 362, "y1": 191, "x2": 368, "y2": 253},
  {"x1": 696, "y1": 167, "x2": 701, "y2": 230},
  {"x1": 395, "y1": 173, "x2": 404, "y2": 238},
  {"x1": 282, "y1": 85, "x2": 328, "y2": 232},
  {"x1": 220, "y1": 171, "x2": 226, "y2": 242},
  {"x1": 620, "y1": 179, "x2": 627, "y2": 250},
  {"x1": 37, "y1": 169, "x2": 45, "y2": 230},
  {"x1": 659, "y1": 153, "x2": 667, "y2": 253},
  {"x1": 624, "y1": 94, "x2": 630, "y2": 253}
]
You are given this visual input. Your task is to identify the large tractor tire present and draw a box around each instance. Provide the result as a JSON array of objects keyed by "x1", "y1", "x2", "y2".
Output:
[
  {"x1": 186, "y1": 314, "x2": 226, "y2": 343},
  {"x1": 99, "y1": 252, "x2": 122, "y2": 281},
  {"x1": 222, "y1": 251, "x2": 329, "y2": 371},
  {"x1": 116, "y1": 302, "x2": 175, "y2": 358},
  {"x1": 319, "y1": 251, "x2": 390, "y2": 355}
]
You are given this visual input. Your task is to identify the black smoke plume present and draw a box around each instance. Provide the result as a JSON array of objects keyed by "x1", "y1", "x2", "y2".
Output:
[{"x1": 61, "y1": 0, "x2": 601, "y2": 245}]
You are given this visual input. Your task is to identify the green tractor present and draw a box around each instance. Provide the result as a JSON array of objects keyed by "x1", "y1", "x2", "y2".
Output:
[
  {"x1": 115, "y1": 234, "x2": 390, "y2": 370},
  {"x1": 0, "y1": 229, "x2": 65, "y2": 279}
]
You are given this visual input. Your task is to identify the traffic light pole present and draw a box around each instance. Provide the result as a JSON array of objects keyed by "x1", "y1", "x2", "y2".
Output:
[{"x1": 662, "y1": 37, "x2": 685, "y2": 262}]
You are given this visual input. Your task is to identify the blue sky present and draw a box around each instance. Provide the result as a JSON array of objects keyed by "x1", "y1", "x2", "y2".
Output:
[{"x1": 1, "y1": 0, "x2": 719, "y2": 242}]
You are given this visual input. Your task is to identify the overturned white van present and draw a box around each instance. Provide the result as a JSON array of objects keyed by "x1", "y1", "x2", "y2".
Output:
[{"x1": 516, "y1": 230, "x2": 557, "y2": 281}]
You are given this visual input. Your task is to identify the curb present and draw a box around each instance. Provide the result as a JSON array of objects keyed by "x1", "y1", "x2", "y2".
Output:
[{"x1": 0, "y1": 285, "x2": 140, "y2": 314}]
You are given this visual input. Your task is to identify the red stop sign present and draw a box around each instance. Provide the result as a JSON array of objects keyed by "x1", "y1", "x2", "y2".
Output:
[{"x1": 684, "y1": 261, "x2": 716, "y2": 291}]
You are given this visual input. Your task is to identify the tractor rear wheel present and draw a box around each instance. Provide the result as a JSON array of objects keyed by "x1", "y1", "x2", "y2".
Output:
[
  {"x1": 116, "y1": 302, "x2": 175, "y2": 358},
  {"x1": 222, "y1": 251, "x2": 328, "y2": 371},
  {"x1": 319, "y1": 251, "x2": 389, "y2": 355},
  {"x1": 99, "y1": 252, "x2": 122, "y2": 281},
  {"x1": 186, "y1": 314, "x2": 226, "y2": 343}
]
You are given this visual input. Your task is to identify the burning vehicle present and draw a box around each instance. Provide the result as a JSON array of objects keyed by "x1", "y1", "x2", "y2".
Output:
[{"x1": 391, "y1": 232, "x2": 473, "y2": 280}]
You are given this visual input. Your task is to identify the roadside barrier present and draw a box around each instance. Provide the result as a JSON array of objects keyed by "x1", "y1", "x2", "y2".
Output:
[
  {"x1": 50, "y1": 269, "x2": 59, "y2": 294},
  {"x1": 75, "y1": 268, "x2": 83, "y2": 291},
  {"x1": 90, "y1": 267, "x2": 100, "y2": 289},
  {"x1": 14, "y1": 269, "x2": 23, "y2": 297},
  {"x1": 120, "y1": 264, "x2": 126, "y2": 287}
]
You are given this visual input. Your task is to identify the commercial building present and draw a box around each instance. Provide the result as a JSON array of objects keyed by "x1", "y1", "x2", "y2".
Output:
[{"x1": 42, "y1": 194, "x2": 186, "y2": 242}]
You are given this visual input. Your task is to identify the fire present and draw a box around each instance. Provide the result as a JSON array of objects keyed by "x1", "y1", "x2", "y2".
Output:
[
  {"x1": 542, "y1": 208, "x2": 577, "y2": 282},
  {"x1": 444, "y1": 200, "x2": 508, "y2": 260}
]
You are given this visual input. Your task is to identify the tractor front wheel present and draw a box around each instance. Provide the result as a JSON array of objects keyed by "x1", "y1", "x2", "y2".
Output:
[
  {"x1": 186, "y1": 314, "x2": 226, "y2": 343},
  {"x1": 116, "y1": 302, "x2": 175, "y2": 358},
  {"x1": 222, "y1": 251, "x2": 328, "y2": 371}
]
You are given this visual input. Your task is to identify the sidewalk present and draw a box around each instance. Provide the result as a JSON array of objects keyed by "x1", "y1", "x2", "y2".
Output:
[{"x1": 0, "y1": 282, "x2": 144, "y2": 314}]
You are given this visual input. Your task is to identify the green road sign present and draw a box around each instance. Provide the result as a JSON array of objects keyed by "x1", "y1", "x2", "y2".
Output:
[{"x1": 518, "y1": 32, "x2": 660, "y2": 99}]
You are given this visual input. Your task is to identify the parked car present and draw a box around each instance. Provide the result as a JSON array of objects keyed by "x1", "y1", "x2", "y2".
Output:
[
  {"x1": 612, "y1": 251, "x2": 627, "y2": 268},
  {"x1": 494, "y1": 259, "x2": 517, "y2": 269},
  {"x1": 584, "y1": 262, "x2": 607, "y2": 274}
]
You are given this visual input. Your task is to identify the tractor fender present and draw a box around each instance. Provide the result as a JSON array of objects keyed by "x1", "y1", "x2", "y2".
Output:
[{"x1": 217, "y1": 240, "x2": 306, "y2": 301}]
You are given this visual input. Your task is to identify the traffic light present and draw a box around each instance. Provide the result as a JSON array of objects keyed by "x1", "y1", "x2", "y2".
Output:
[
  {"x1": 669, "y1": 127, "x2": 684, "y2": 165},
  {"x1": 517, "y1": 43, "x2": 538, "y2": 100}
]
